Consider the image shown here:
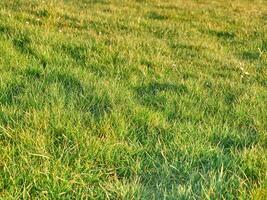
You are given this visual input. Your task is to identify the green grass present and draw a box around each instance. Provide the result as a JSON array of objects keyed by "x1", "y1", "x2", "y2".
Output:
[{"x1": 0, "y1": 0, "x2": 266, "y2": 199}]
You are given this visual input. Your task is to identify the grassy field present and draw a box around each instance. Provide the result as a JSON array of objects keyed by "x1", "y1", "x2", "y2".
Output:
[{"x1": 0, "y1": 0, "x2": 266, "y2": 199}]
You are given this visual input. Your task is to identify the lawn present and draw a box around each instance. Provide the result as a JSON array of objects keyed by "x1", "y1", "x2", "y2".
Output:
[{"x1": 0, "y1": 0, "x2": 266, "y2": 199}]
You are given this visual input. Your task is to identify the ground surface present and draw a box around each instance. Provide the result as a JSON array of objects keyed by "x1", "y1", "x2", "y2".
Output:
[{"x1": 0, "y1": 0, "x2": 266, "y2": 199}]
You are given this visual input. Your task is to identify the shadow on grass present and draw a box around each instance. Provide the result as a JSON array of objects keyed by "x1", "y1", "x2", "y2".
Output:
[
  {"x1": 241, "y1": 51, "x2": 260, "y2": 61},
  {"x1": 0, "y1": 82, "x2": 25, "y2": 106},
  {"x1": 11, "y1": 32, "x2": 48, "y2": 68},
  {"x1": 146, "y1": 11, "x2": 168, "y2": 20},
  {"x1": 169, "y1": 42, "x2": 205, "y2": 59},
  {"x1": 47, "y1": 72, "x2": 113, "y2": 119},
  {"x1": 59, "y1": 43, "x2": 88, "y2": 65},
  {"x1": 210, "y1": 116, "x2": 260, "y2": 152},
  {"x1": 134, "y1": 82, "x2": 188, "y2": 111},
  {"x1": 210, "y1": 132, "x2": 259, "y2": 151},
  {"x1": 206, "y1": 29, "x2": 236, "y2": 40},
  {"x1": 23, "y1": 68, "x2": 113, "y2": 119},
  {"x1": 0, "y1": 24, "x2": 13, "y2": 38}
]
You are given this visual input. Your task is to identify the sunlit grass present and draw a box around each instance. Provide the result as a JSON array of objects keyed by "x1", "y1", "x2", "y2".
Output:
[{"x1": 0, "y1": 0, "x2": 266, "y2": 199}]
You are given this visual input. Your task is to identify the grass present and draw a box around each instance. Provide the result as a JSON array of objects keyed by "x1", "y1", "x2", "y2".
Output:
[{"x1": 0, "y1": 0, "x2": 266, "y2": 199}]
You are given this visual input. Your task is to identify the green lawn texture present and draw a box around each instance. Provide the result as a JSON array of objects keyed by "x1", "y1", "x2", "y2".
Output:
[{"x1": 0, "y1": 0, "x2": 266, "y2": 199}]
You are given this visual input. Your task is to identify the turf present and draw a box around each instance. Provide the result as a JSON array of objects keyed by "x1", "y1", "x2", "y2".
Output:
[{"x1": 0, "y1": 0, "x2": 266, "y2": 199}]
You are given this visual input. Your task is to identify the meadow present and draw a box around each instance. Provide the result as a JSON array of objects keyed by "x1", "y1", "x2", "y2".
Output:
[{"x1": 0, "y1": 0, "x2": 266, "y2": 199}]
